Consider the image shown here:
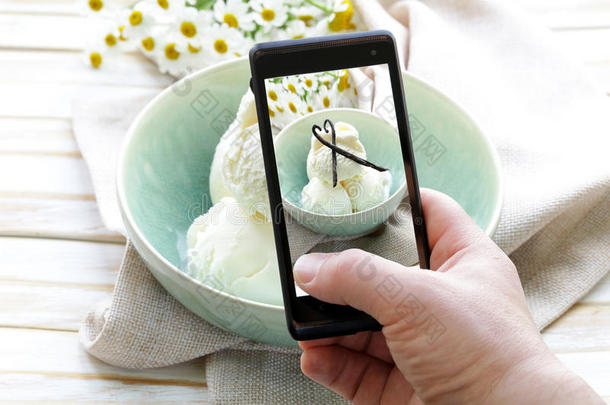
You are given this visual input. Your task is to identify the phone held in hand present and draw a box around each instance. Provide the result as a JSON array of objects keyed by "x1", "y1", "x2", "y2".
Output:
[{"x1": 249, "y1": 30, "x2": 430, "y2": 341}]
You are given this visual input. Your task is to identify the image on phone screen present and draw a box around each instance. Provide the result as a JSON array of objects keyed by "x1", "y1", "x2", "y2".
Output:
[{"x1": 262, "y1": 63, "x2": 419, "y2": 298}]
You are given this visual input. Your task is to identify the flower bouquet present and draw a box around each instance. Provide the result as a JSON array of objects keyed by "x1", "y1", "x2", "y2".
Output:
[{"x1": 82, "y1": 0, "x2": 364, "y2": 77}]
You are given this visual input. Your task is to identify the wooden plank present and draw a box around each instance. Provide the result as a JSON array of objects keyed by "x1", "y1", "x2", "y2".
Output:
[
  {"x1": 0, "y1": 281, "x2": 112, "y2": 331},
  {"x1": 0, "y1": 0, "x2": 134, "y2": 15},
  {"x1": 0, "y1": 237, "x2": 122, "y2": 286},
  {"x1": 0, "y1": 373, "x2": 211, "y2": 402},
  {"x1": 0, "y1": 82, "x2": 159, "y2": 119},
  {"x1": 586, "y1": 61, "x2": 610, "y2": 95},
  {"x1": 0, "y1": 50, "x2": 172, "y2": 88},
  {"x1": 0, "y1": 14, "x2": 84, "y2": 50},
  {"x1": 543, "y1": 304, "x2": 610, "y2": 352},
  {"x1": 0, "y1": 328, "x2": 207, "y2": 386},
  {"x1": 0, "y1": 154, "x2": 93, "y2": 196},
  {"x1": 0, "y1": 197, "x2": 124, "y2": 242},
  {"x1": 0, "y1": 0, "x2": 78, "y2": 15},
  {"x1": 0, "y1": 118, "x2": 77, "y2": 155},
  {"x1": 556, "y1": 351, "x2": 610, "y2": 397}
]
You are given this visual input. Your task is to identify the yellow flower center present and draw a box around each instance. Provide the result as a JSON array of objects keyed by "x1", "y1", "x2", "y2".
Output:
[
  {"x1": 118, "y1": 25, "x2": 128, "y2": 41},
  {"x1": 261, "y1": 8, "x2": 275, "y2": 22},
  {"x1": 188, "y1": 43, "x2": 201, "y2": 53},
  {"x1": 288, "y1": 102, "x2": 297, "y2": 113},
  {"x1": 323, "y1": 96, "x2": 330, "y2": 108},
  {"x1": 223, "y1": 13, "x2": 239, "y2": 28},
  {"x1": 298, "y1": 15, "x2": 313, "y2": 24},
  {"x1": 141, "y1": 36, "x2": 155, "y2": 51},
  {"x1": 307, "y1": 105, "x2": 313, "y2": 113},
  {"x1": 157, "y1": 0, "x2": 169, "y2": 9},
  {"x1": 305, "y1": 78, "x2": 313, "y2": 87},
  {"x1": 287, "y1": 83, "x2": 296, "y2": 94},
  {"x1": 180, "y1": 21, "x2": 197, "y2": 38},
  {"x1": 329, "y1": 0, "x2": 355, "y2": 32},
  {"x1": 354, "y1": 87, "x2": 358, "y2": 96},
  {"x1": 88, "y1": 0, "x2": 103, "y2": 11},
  {"x1": 214, "y1": 39, "x2": 228, "y2": 54},
  {"x1": 89, "y1": 52, "x2": 102, "y2": 68},
  {"x1": 338, "y1": 70, "x2": 350, "y2": 92},
  {"x1": 165, "y1": 43, "x2": 180, "y2": 60},
  {"x1": 268, "y1": 108, "x2": 275, "y2": 117},
  {"x1": 129, "y1": 11, "x2": 142, "y2": 26},
  {"x1": 268, "y1": 90, "x2": 278, "y2": 101},
  {"x1": 292, "y1": 35, "x2": 304, "y2": 39},
  {"x1": 276, "y1": 105, "x2": 284, "y2": 113},
  {"x1": 105, "y1": 33, "x2": 117, "y2": 47}
]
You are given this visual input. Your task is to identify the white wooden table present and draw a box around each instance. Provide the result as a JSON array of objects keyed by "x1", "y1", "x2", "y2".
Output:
[{"x1": 0, "y1": 0, "x2": 608, "y2": 402}]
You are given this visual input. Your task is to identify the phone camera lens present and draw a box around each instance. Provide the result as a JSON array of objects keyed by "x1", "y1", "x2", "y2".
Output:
[{"x1": 370, "y1": 49, "x2": 377, "y2": 56}]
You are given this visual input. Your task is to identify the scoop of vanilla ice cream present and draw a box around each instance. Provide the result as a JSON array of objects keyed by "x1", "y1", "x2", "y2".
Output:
[
  {"x1": 301, "y1": 177, "x2": 352, "y2": 215},
  {"x1": 220, "y1": 122, "x2": 270, "y2": 220},
  {"x1": 306, "y1": 121, "x2": 366, "y2": 184},
  {"x1": 342, "y1": 167, "x2": 392, "y2": 212},
  {"x1": 209, "y1": 138, "x2": 234, "y2": 203},
  {"x1": 209, "y1": 89, "x2": 270, "y2": 219},
  {"x1": 187, "y1": 197, "x2": 282, "y2": 305}
]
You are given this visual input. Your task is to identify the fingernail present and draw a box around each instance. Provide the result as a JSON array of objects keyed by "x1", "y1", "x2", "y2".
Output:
[{"x1": 294, "y1": 254, "x2": 326, "y2": 284}]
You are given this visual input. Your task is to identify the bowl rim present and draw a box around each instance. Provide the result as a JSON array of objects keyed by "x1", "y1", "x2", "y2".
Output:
[
  {"x1": 116, "y1": 56, "x2": 503, "y2": 313},
  {"x1": 276, "y1": 107, "x2": 408, "y2": 219}
]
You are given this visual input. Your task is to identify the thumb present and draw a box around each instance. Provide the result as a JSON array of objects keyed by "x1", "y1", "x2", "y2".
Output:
[{"x1": 294, "y1": 249, "x2": 433, "y2": 325}]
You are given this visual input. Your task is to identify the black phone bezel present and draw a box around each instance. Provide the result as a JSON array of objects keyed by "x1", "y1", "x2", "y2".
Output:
[{"x1": 249, "y1": 30, "x2": 431, "y2": 341}]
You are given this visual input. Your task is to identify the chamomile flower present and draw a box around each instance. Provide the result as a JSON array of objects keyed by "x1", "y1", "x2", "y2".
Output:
[
  {"x1": 83, "y1": 20, "x2": 122, "y2": 69},
  {"x1": 251, "y1": 0, "x2": 288, "y2": 31},
  {"x1": 283, "y1": 19, "x2": 306, "y2": 39},
  {"x1": 290, "y1": 5, "x2": 324, "y2": 27},
  {"x1": 328, "y1": 0, "x2": 355, "y2": 32},
  {"x1": 266, "y1": 81, "x2": 282, "y2": 108},
  {"x1": 313, "y1": 82, "x2": 336, "y2": 110},
  {"x1": 282, "y1": 75, "x2": 305, "y2": 96},
  {"x1": 80, "y1": 0, "x2": 118, "y2": 16},
  {"x1": 272, "y1": 91, "x2": 306, "y2": 128},
  {"x1": 174, "y1": 6, "x2": 211, "y2": 49},
  {"x1": 284, "y1": 92, "x2": 306, "y2": 115},
  {"x1": 300, "y1": 73, "x2": 319, "y2": 94},
  {"x1": 121, "y1": 1, "x2": 158, "y2": 42},
  {"x1": 84, "y1": 44, "x2": 107, "y2": 69},
  {"x1": 84, "y1": 0, "x2": 364, "y2": 78},
  {"x1": 202, "y1": 24, "x2": 251, "y2": 63},
  {"x1": 154, "y1": 34, "x2": 204, "y2": 77},
  {"x1": 154, "y1": 0, "x2": 187, "y2": 14},
  {"x1": 213, "y1": 0, "x2": 256, "y2": 32}
]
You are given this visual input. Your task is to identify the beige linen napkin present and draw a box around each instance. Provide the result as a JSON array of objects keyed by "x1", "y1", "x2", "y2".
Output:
[{"x1": 74, "y1": 0, "x2": 609, "y2": 403}]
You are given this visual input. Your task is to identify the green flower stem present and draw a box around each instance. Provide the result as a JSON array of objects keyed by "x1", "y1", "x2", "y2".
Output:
[
  {"x1": 188, "y1": 0, "x2": 216, "y2": 11},
  {"x1": 304, "y1": 0, "x2": 333, "y2": 14}
]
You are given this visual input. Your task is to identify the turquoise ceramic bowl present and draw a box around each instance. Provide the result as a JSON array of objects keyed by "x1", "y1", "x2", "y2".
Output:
[
  {"x1": 117, "y1": 57, "x2": 502, "y2": 347},
  {"x1": 276, "y1": 108, "x2": 406, "y2": 236}
]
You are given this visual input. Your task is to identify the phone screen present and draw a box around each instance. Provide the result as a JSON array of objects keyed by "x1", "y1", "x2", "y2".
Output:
[{"x1": 262, "y1": 63, "x2": 419, "y2": 298}]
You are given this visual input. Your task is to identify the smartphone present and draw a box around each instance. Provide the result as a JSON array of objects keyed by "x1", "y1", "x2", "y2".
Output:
[{"x1": 249, "y1": 30, "x2": 430, "y2": 341}]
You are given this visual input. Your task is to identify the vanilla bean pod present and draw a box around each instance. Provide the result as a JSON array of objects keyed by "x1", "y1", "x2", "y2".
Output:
[{"x1": 311, "y1": 119, "x2": 389, "y2": 183}]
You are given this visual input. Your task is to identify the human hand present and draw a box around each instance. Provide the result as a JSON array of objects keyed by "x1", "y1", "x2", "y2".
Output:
[{"x1": 294, "y1": 189, "x2": 603, "y2": 404}]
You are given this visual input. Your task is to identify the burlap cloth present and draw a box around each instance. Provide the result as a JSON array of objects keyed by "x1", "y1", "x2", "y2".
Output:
[{"x1": 73, "y1": 0, "x2": 610, "y2": 403}]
